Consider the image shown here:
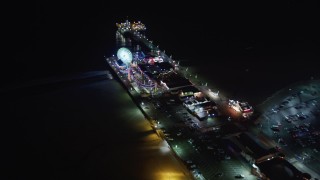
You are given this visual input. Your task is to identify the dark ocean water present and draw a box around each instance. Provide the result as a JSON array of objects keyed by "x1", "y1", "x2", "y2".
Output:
[
  {"x1": 3, "y1": 2, "x2": 318, "y2": 105},
  {"x1": 4, "y1": 1, "x2": 319, "y2": 91},
  {"x1": 5, "y1": 16, "x2": 319, "y2": 106}
]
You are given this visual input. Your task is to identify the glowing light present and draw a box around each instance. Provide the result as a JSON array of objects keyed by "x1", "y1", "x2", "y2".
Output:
[
  {"x1": 155, "y1": 171, "x2": 187, "y2": 180},
  {"x1": 252, "y1": 164, "x2": 258, "y2": 168},
  {"x1": 117, "y1": 47, "x2": 132, "y2": 65},
  {"x1": 159, "y1": 141, "x2": 171, "y2": 154}
]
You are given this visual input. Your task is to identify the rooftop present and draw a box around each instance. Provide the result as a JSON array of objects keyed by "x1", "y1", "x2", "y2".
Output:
[
  {"x1": 237, "y1": 132, "x2": 270, "y2": 159},
  {"x1": 159, "y1": 71, "x2": 192, "y2": 89},
  {"x1": 258, "y1": 158, "x2": 304, "y2": 180}
]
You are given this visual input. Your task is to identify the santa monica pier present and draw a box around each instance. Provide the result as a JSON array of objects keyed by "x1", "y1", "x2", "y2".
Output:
[{"x1": 105, "y1": 20, "x2": 318, "y2": 180}]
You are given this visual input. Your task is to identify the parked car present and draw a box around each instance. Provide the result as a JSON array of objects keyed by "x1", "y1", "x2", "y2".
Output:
[
  {"x1": 235, "y1": 174, "x2": 245, "y2": 178},
  {"x1": 271, "y1": 125, "x2": 280, "y2": 132}
]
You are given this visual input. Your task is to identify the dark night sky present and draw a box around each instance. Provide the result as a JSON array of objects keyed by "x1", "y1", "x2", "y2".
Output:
[{"x1": 3, "y1": 1, "x2": 319, "y2": 87}]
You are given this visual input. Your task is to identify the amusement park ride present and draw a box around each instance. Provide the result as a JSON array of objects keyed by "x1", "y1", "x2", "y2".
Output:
[
  {"x1": 111, "y1": 20, "x2": 184, "y2": 97},
  {"x1": 116, "y1": 46, "x2": 160, "y2": 96}
]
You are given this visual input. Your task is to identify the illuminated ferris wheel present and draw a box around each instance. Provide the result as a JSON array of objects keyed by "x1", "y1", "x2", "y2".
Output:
[{"x1": 117, "y1": 47, "x2": 132, "y2": 66}]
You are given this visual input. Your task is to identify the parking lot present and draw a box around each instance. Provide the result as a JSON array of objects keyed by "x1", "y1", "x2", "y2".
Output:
[
  {"x1": 141, "y1": 95, "x2": 257, "y2": 179},
  {"x1": 256, "y1": 80, "x2": 320, "y2": 178}
]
